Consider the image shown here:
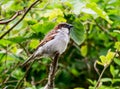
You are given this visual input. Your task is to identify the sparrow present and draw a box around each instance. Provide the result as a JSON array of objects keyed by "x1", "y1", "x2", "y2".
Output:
[{"x1": 21, "y1": 23, "x2": 73, "y2": 66}]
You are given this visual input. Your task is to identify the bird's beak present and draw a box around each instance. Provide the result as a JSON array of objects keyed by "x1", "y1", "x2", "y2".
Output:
[{"x1": 68, "y1": 24, "x2": 73, "y2": 29}]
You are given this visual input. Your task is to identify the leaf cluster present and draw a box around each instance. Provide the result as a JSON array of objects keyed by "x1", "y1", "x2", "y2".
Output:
[{"x1": 0, "y1": 0, "x2": 120, "y2": 89}]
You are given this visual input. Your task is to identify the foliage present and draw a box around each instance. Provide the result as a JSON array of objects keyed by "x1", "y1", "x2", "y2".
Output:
[{"x1": 0, "y1": 0, "x2": 120, "y2": 89}]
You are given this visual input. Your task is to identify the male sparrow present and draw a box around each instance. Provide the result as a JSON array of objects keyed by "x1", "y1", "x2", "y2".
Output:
[{"x1": 21, "y1": 23, "x2": 73, "y2": 66}]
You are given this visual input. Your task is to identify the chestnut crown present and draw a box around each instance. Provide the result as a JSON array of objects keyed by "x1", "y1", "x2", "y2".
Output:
[{"x1": 55, "y1": 23, "x2": 73, "y2": 30}]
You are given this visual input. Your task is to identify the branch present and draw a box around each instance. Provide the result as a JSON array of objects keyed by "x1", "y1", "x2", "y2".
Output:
[
  {"x1": 0, "y1": 19, "x2": 5, "y2": 21},
  {"x1": 95, "y1": 49, "x2": 118, "y2": 89},
  {"x1": 0, "y1": 9, "x2": 26, "y2": 24},
  {"x1": 18, "y1": 43, "x2": 30, "y2": 56},
  {"x1": 94, "y1": 20, "x2": 117, "y2": 41},
  {"x1": 95, "y1": 65, "x2": 107, "y2": 89},
  {"x1": 0, "y1": 0, "x2": 42, "y2": 39},
  {"x1": 94, "y1": 60, "x2": 100, "y2": 76},
  {"x1": 44, "y1": 52, "x2": 59, "y2": 89},
  {"x1": 0, "y1": 62, "x2": 20, "y2": 87}
]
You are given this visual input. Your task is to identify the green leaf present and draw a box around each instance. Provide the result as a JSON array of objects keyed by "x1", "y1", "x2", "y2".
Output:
[
  {"x1": 30, "y1": 22, "x2": 55, "y2": 34},
  {"x1": 26, "y1": 19, "x2": 37, "y2": 25},
  {"x1": 97, "y1": 61, "x2": 104, "y2": 66},
  {"x1": 99, "y1": 51, "x2": 115, "y2": 66},
  {"x1": 101, "y1": 78, "x2": 112, "y2": 82},
  {"x1": 7, "y1": 36, "x2": 27, "y2": 43},
  {"x1": 71, "y1": 0, "x2": 85, "y2": 15},
  {"x1": 11, "y1": 69, "x2": 24, "y2": 79},
  {"x1": 86, "y1": 2, "x2": 113, "y2": 24},
  {"x1": 1, "y1": 1, "x2": 14, "y2": 10},
  {"x1": 80, "y1": 45, "x2": 88, "y2": 57},
  {"x1": 99, "y1": 55, "x2": 107, "y2": 66},
  {"x1": 29, "y1": 32, "x2": 44, "y2": 40},
  {"x1": 106, "y1": 51, "x2": 115, "y2": 61},
  {"x1": 74, "y1": 88, "x2": 85, "y2": 89},
  {"x1": 87, "y1": 79, "x2": 96, "y2": 85},
  {"x1": 30, "y1": 23, "x2": 42, "y2": 33},
  {"x1": 29, "y1": 39, "x2": 39, "y2": 49},
  {"x1": 114, "y1": 42, "x2": 120, "y2": 51},
  {"x1": 112, "y1": 79, "x2": 120, "y2": 84},
  {"x1": 107, "y1": 51, "x2": 115, "y2": 61},
  {"x1": 0, "y1": 39, "x2": 13, "y2": 46},
  {"x1": 110, "y1": 65, "x2": 115, "y2": 78},
  {"x1": 70, "y1": 19, "x2": 85, "y2": 45},
  {"x1": 70, "y1": 68, "x2": 79, "y2": 76},
  {"x1": 114, "y1": 58, "x2": 120, "y2": 66},
  {"x1": 89, "y1": 0, "x2": 99, "y2": 3}
]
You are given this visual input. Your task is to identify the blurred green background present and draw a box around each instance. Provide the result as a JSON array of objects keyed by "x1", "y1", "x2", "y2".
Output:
[{"x1": 0, "y1": 0, "x2": 120, "y2": 89}]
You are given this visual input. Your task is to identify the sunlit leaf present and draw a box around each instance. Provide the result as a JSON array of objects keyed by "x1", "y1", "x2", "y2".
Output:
[
  {"x1": 30, "y1": 23, "x2": 42, "y2": 33},
  {"x1": 7, "y1": 36, "x2": 27, "y2": 43},
  {"x1": 1, "y1": 1, "x2": 14, "y2": 10},
  {"x1": 43, "y1": 8, "x2": 66, "y2": 23},
  {"x1": 99, "y1": 51, "x2": 115, "y2": 66},
  {"x1": 80, "y1": 45, "x2": 87, "y2": 57},
  {"x1": 74, "y1": 88, "x2": 85, "y2": 89},
  {"x1": 71, "y1": 0, "x2": 85, "y2": 15},
  {"x1": 99, "y1": 55, "x2": 107, "y2": 66},
  {"x1": 49, "y1": 8, "x2": 64, "y2": 20},
  {"x1": 97, "y1": 61, "x2": 104, "y2": 66},
  {"x1": 114, "y1": 42, "x2": 120, "y2": 51},
  {"x1": 86, "y1": 2, "x2": 113, "y2": 24},
  {"x1": 29, "y1": 39, "x2": 39, "y2": 49},
  {"x1": 30, "y1": 22, "x2": 55, "y2": 34},
  {"x1": 114, "y1": 58, "x2": 120, "y2": 66},
  {"x1": 101, "y1": 78, "x2": 112, "y2": 82},
  {"x1": 106, "y1": 51, "x2": 115, "y2": 61},
  {"x1": 0, "y1": 39, "x2": 13, "y2": 46}
]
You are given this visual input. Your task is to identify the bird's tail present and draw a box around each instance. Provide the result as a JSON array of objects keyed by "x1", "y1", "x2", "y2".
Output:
[{"x1": 21, "y1": 54, "x2": 35, "y2": 67}]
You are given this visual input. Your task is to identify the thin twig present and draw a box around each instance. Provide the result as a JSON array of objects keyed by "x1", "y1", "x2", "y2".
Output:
[
  {"x1": 14, "y1": 60, "x2": 36, "y2": 89},
  {"x1": 94, "y1": 20, "x2": 116, "y2": 41},
  {"x1": 0, "y1": 0, "x2": 42, "y2": 39},
  {"x1": 95, "y1": 65, "x2": 108, "y2": 89},
  {"x1": 34, "y1": 78, "x2": 47, "y2": 85},
  {"x1": 0, "y1": 62, "x2": 20, "y2": 86},
  {"x1": 2, "y1": 80, "x2": 18, "y2": 84},
  {"x1": 18, "y1": 43, "x2": 29, "y2": 56},
  {"x1": 0, "y1": 9, "x2": 26, "y2": 24},
  {"x1": 94, "y1": 60, "x2": 100, "y2": 75},
  {"x1": 3, "y1": 85, "x2": 15, "y2": 89}
]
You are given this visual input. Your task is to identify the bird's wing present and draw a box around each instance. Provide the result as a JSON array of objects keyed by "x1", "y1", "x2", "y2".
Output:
[
  {"x1": 38, "y1": 30, "x2": 58, "y2": 47},
  {"x1": 21, "y1": 30, "x2": 59, "y2": 67}
]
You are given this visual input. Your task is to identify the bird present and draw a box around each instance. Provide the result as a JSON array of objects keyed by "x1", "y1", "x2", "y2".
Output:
[{"x1": 21, "y1": 23, "x2": 73, "y2": 67}]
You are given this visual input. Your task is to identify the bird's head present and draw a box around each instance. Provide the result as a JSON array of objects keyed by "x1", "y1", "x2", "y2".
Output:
[{"x1": 54, "y1": 23, "x2": 73, "y2": 30}]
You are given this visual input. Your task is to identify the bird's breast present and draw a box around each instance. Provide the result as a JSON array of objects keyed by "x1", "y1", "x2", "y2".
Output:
[{"x1": 42, "y1": 31, "x2": 70, "y2": 57}]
